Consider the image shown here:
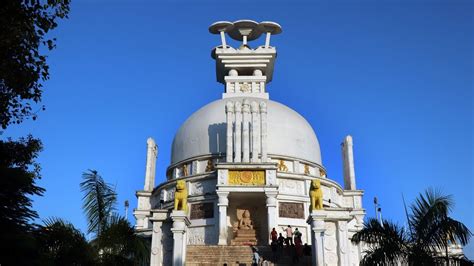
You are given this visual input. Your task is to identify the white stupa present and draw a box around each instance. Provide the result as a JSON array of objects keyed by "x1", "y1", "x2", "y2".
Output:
[{"x1": 134, "y1": 20, "x2": 366, "y2": 266}]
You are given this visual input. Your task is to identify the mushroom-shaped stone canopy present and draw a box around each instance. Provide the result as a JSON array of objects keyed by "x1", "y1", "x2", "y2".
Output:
[
  {"x1": 209, "y1": 21, "x2": 234, "y2": 34},
  {"x1": 227, "y1": 20, "x2": 263, "y2": 41},
  {"x1": 259, "y1": 21, "x2": 282, "y2": 34}
]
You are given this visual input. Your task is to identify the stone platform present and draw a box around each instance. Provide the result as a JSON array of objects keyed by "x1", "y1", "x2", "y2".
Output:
[{"x1": 231, "y1": 229, "x2": 258, "y2": 246}]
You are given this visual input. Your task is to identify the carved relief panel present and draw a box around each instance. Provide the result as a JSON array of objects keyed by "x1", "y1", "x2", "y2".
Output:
[
  {"x1": 324, "y1": 222, "x2": 339, "y2": 266},
  {"x1": 187, "y1": 226, "x2": 218, "y2": 245},
  {"x1": 278, "y1": 179, "x2": 305, "y2": 195},
  {"x1": 278, "y1": 202, "x2": 305, "y2": 219},
  {"x1": 190, "y1": 202, "x2": 214, "y2": 220},
  {"x1": 228, "y1": 170, "x2": 265, "y2": 185},
  {"x1": 189, "y1": 179, "x2": 216, "y2": 196}
]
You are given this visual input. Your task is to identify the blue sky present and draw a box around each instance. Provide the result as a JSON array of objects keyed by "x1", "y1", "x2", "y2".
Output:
[{"x1": 4, "y1": 0, "x2": 473, "y2": 257}]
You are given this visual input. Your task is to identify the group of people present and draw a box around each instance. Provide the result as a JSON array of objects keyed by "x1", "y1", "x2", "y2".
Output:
[{"x1": 269, "y1": 225, "x2": 311, "y2": 263}]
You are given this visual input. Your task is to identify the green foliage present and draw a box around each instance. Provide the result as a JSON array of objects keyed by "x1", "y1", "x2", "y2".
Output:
[
  {"x1": 352, "y1": 188, "x2": 473, "y2": 265},
  {"x1": 80, "y1": 170, "x2": 150, "y2": 265},
  {"x1": 94, "y1": 214, "x2": 150, "y2": 265},
  {"x1": 34, "y1": 217, "x2": 97, "y2": 265},
  {"x1": 80, "y1": 169, "x2": 117, "y2": 237},
  {"x1": 0, "y1": 0, "x2": 70, "y2": 128},
  {"x1": 0, "y1": 135, "x2": 44, "y2": 264}
]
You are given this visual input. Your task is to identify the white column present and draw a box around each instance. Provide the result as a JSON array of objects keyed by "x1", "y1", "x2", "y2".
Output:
[
  {"x1": 337, "y1": 220, "x2": 350, "y2": 266},
  {"x1": 170, "y1": 211, "x2": 190, "y2": 266},
  {"x1": 308, "y1": 211, "x2": 327, "y2": 266},
  {"x1": 225, "y1": 102, "x2": 234, "y2": 163},
  {"x1": 342, "y1": 135, "x2": 356, "y2": 190},
  {"x1": 145, "y1": 138, "x2": 158, "y2": 191},
  {"x1": 217, "y1": 191, "x2": 229, "y2": 245},
  {"x1": 242, "y1": 99, "x2": 250, "y2": 163},
  {"x1": 265, "y1": 190, "x2": 278, "y2": 244},
  {"x1": 150, "y1": 210, "x2": 168, "y2": 266},
  {"x1": 234, "y1": 102, "x2": 242, "y2": 163},
  {"x1": 259, "y1": 102, "x2": 268, "y2": 162},
  {"x1": 220, "y1": 31, "x2": 227, "y2": 48},
  {"x1": 265, "y1": 32, "x2": 271, "y2": 48},
  {"x1": 251, "y1": 101, "x2": 260, "y2": 162}
]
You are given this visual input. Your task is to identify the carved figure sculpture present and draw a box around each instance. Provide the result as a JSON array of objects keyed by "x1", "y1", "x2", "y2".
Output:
[
  {"x1": 205, "y1": 159, "x2": 214, "y2": 172},
  {"x1": 238, "y1": 210, "x2": 253, "y2": 229},
  {"x1": 310, "y1": 179, "x2": 323, "y2": 210},
  {"x1": 277, "y1": 160, "x2": 288, "y2": 172},
  {"x1": 182, "y1": 164, "x2": 188, "y2": 176},
  {"x1": 174, "y1": 180, "x2": 188, "y2": 212},
  {"x1": 319, "y1": 168, "x2": 326, "y2": 178},
  {"x1": 304, "y1": 164, "x2": 310, "y2": 175}
]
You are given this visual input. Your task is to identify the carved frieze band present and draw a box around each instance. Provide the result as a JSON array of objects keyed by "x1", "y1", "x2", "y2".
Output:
[{"x1": 228, "y1": 170, "x2": 265, "y2": 185}]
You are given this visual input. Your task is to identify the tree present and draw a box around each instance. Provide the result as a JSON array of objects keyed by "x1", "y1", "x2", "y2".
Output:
[
  {"x1": 0, "y1": 135, "x2": 44, "y2": 264},
  {"x1": 80, "y1": 169, "x2": 117, "y2": 237},
  {"x1": 0, "y1": 0, "x2": 70, "y2": 128},
  {"x1": 80, "y1": 170, "x2": 149, "y2": 265},
  {"x1": 34, "y1": 217, "x2": 97, "y2": 265},
  {"x1": 352, "y1": 188, "x2": 472, "y2": 265},
  {"x1": 0, "y1": 0, "x2": 70, "y2": 263}
]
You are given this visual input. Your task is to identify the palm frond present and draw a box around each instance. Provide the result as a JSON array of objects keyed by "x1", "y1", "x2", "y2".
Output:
[
  {"x1": 35, "y1": 217, "x2": 97, "y2": 265},
  {"x1": 96, "y1": 213, "x2": 150, "y2": 265},
  {"x1": 80, "y1": 169, "x2": 117, "y2": 236},
  {"x1": 352, "y1": 218, "x2": 408, "y2": 265}
]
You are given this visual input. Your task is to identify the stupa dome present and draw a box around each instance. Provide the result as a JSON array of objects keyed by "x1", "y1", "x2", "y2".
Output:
[{"x1": 171, "y1": 97, "x2": 322, "y2": 165}]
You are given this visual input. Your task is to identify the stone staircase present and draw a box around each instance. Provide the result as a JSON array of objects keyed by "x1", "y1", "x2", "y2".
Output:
[{"x1": 186, "y1": 245, "x2": 312, "y2": 266}]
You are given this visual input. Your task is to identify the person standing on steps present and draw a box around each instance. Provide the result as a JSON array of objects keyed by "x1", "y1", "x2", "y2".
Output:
[
  {"x1": 284, "y1": 225, "x2": 293, "y2": 246},
  {"x1": 277, "y1": 233, "x2": 285, "y2": 248},
  {"x1": 252, "y1": 246, "x2": 260, "y2": 266},
  {"x1": 270, "y1": 227, "x2": 278, "y2": 243}
]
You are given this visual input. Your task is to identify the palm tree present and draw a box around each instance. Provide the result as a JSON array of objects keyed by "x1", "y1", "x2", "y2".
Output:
[
  {"x1": 34, "y1": 217, "x2": 97, "y2": 265},
  {"x1": 352, "y1": 188, "x2": 472, "y2": 265},
  {"x1": 80, "y1": 169, "x2": 117, "y2": 237},
  {"x1": 80, "y1": 169, "x2": 149, "y2": 265}
]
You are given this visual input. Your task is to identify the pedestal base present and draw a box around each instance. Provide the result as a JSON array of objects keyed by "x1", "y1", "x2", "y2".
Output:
[
  {"x1": 231, "y1": 229, "x2": 258, "y2": 246},
  {"x1": 171, "y1": 210, "x2": 190, "y2": 266},
  {"x1": 307, "y1": 210, "x2": 327, "y2": 266}
]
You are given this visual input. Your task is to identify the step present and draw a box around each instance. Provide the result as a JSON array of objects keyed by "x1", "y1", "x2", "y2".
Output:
[{"x1": 186, "y1": 245, "x2": 312, "y2": 266}]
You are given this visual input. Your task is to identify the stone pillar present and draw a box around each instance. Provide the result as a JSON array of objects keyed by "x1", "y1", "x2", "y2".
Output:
[
  {"x1": 342, "y1": 135, "x2": 356, "y2": 190},
  {"x1": 242, "y1": 99, "x2": 250, "y2": 163},
  {"x1": 259, "y1": 102, "x2": 268, "y2": 162},
  {"x1": 308, "y1": 211, "x2": 327, "y2": 266},
  {"x1": 234, "y1": 102, "x2": 242, "y2": 163},
  {"x1": 337, "y1": 220, "x2": 350, "y2": 266},
  {"x1": 225, "y1": 102, "x2": 234, "y2": 163},
  {"x1": 251, "y1": 101, "x2": 260, "y2": 162},
  {"x1": 150, "y1": 209, "x2": 168, "y2": 266},
  {"x1": 145, "y1": 137, "x2": 158, "y2": 191},
  {"x1": 265, "y1": 190, "x2": 278, "y2": 243},
  {"x1": 217, "y1": 191, "x2": 229, "y2": 245},
  {"x1": 170, "y1": 210, "x2": 190, "y2": 266}
]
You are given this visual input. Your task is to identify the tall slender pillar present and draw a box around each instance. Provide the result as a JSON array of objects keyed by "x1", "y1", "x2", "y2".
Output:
[
  {"x1": 251, "y1": 101, "x2": 260, "y2": 162},
  {"x1": 144, "y1": 137, "x2": 158, "y2": 191},
  {"x1": 217, "y1": 191, "x2": 229, "y2": 245},
  {"x1": 150, "y1": 209, "x2": 168, "y2": 266},
  {"x1": 234, "y1": 102, "x2": 242, "y2": 162},
  {"x1": 308, "y1": 211, "x2": 327, "y2": 266},
  {"x1": 242, "y1": 100, "x2": 250, "y2": 162},
  {"x1": 170, "y1": 211, "x2": 190, "y2": 266},
  {"x1": 259, "y1": 102, "x2": 268, "y2": 162},
  {"x1": 342, "y1": 135, "x2": 356, "y2": 190},
  {"x1": 265, "y1": 190, "x2": 278, "y2": 243},
  {"x1": 225, "y1": 102, "x2": 234, "y2": 162}
]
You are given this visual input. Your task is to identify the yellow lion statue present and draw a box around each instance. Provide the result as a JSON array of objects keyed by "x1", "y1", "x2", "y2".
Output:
[
  {"x1": 310, "y1": 179, "x2": 323, "y2": 211},
  {"x1": 174, "y1": 180, "x2": 188, "y2": 212}
]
